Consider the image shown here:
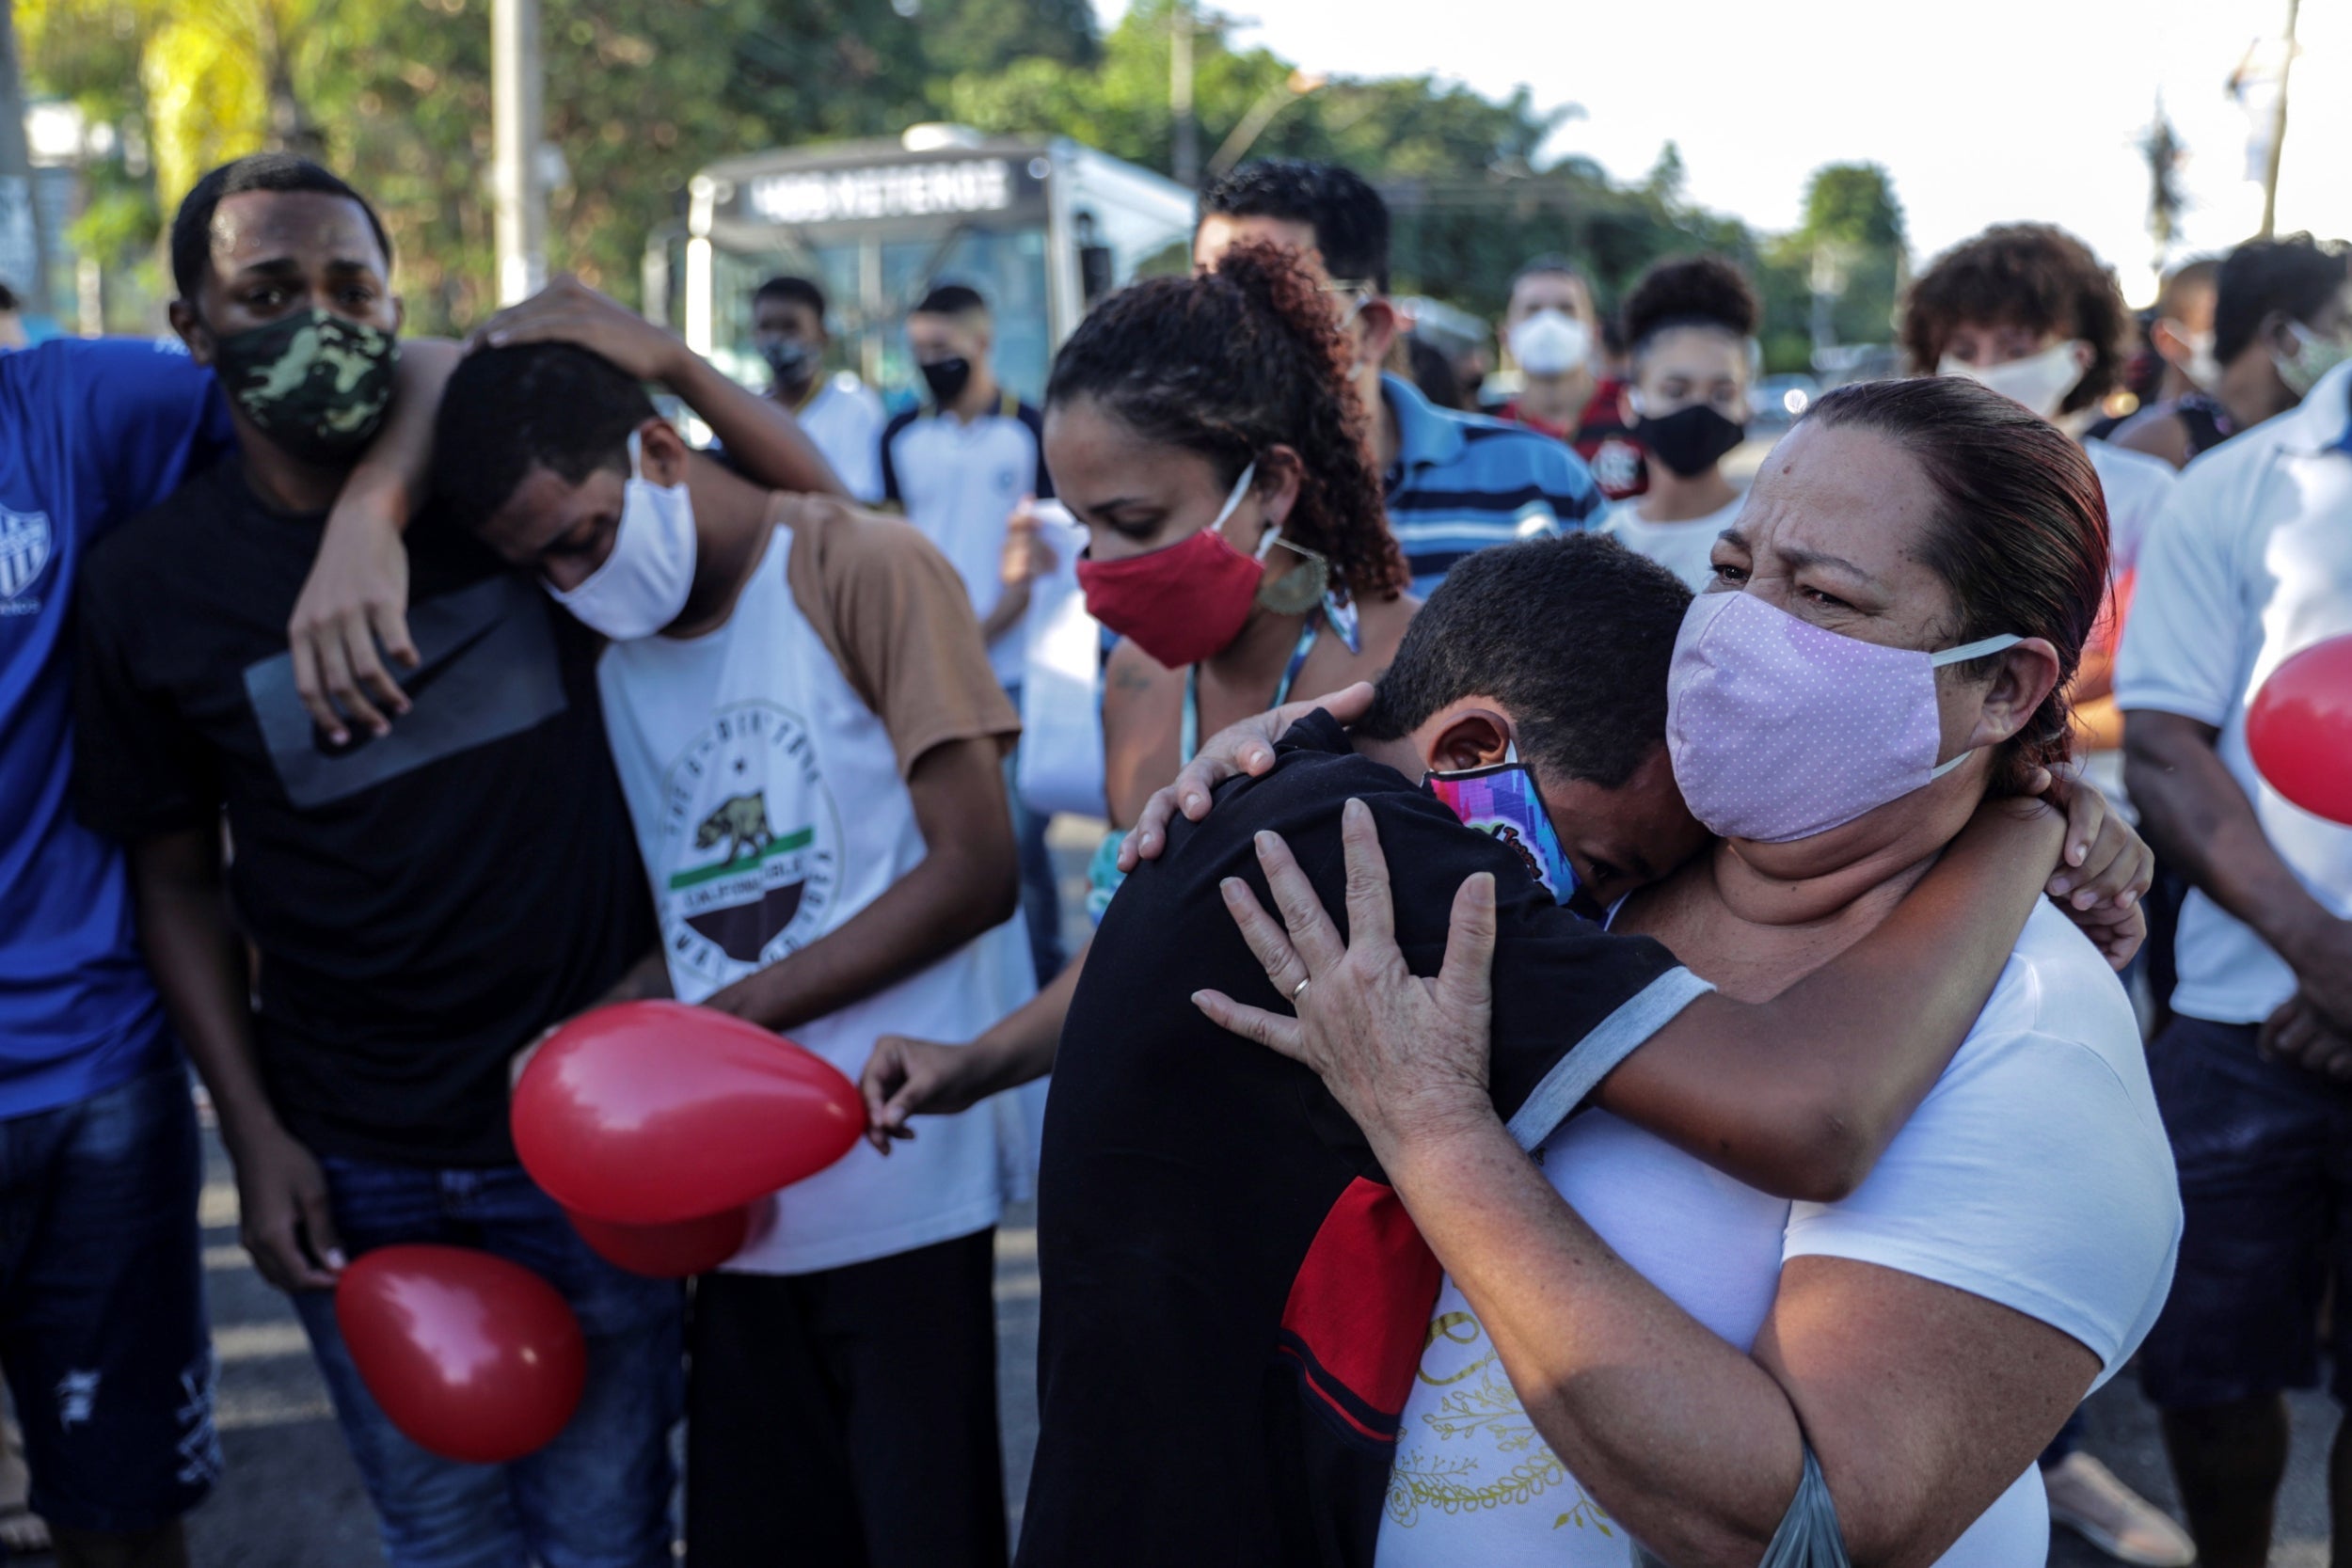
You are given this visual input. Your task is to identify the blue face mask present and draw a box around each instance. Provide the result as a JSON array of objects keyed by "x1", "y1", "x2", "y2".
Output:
[{"x1": 1423, "y1": 742, "x2": 1580, "y2": 906}]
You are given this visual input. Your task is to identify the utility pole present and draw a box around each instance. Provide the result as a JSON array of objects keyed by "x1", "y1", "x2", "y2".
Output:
[
  {"x1": 2259, "y1": 0, "x2": 2299, "y2": 240},
  {"x1": 1169, "y1": 1, "x2": 1197, "y2": 189},
  {"x1": 491, "y1": 0, "x2": 546, "y2": 304},
  {"x1": 0, "y1": 0, "x2": 50, "y2": 317}
]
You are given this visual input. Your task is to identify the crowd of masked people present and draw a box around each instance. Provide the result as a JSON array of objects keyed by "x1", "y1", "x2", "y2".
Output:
[{"x1": 0, "y1": 141, "x2": 2348, "y2": 1568}]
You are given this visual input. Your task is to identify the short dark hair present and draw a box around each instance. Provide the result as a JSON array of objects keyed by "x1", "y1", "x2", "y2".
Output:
[
  {"x1": 1358, "y1": 533, "x2": 1693, "y2": 789},
  {"x1": 913, "y1": 282, "x2": 987, "y2": 318},
  {"x1": 2214, "y1": 233, "x2": 2351, "y2": 364},
  {"x1": 431, "y1": 342, "x2": 656, "y2": 532},
  {"x1": 1621, "y1": 254, "x2": 1759, "y2": 354},
  {"x1": 170, "y1": 153, "x2": 394, "y2": 299},
  {"x1": 1510, "y1": 254, "x2": 1582, "y2": 293},
  {"x1": 1805, "y1": 376, "x2": 2108, "y2": 794},
  {"x1": 2155, "y1": 257, "x2": 2219, "y2": 318},
  {"x1": 1198, "y1": 159, "x2": 1391, "y2": 294},
  {"x1": 1406, "y1": 335, "x2": 1467, "y2": 411},
  {"x1": 1899, "y1": 223, "x2": 2133, "y2": 415},
  {"x1": 755, "y1": 275, "x2": 826, "y2": 319},
  {"x1": 0, "y1": 279, "x2": 17, "y2": 313}
]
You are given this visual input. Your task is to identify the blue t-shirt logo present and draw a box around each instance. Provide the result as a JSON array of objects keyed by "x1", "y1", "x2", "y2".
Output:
[{"x1": 0, "y1": 505, "x2": 52, "y2": 613}]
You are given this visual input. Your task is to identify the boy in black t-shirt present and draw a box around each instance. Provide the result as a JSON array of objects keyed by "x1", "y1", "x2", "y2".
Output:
[
  {"x1": 997, "y1": 534, "x2": 2131, "y2": 1566},
  {"x1": 72, "y1": 156, "x2": 840, "y2": 1568}
]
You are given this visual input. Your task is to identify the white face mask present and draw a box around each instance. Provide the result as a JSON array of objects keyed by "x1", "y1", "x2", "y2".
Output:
[
  {"x1": 2159, "y1": 319, "x2": 2221, "y2": 392},
  {"x1": 1938, "y1": 339, "x2": 2088, "y2": 421},
  {"x1": 1509, "y1": 309, "x2": 1593, "y2": 378},
  {"x1": 546, "y1": 430, "x2": 699, "y2": 641},
  {"x1": 2277, "y1": 320, "x2": 2352, "y2": 399}
]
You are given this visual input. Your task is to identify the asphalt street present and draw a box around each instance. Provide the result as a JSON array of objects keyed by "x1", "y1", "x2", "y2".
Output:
[{"x1": 171, "y1": 1143, "x2": 2344, "y2": 1565}]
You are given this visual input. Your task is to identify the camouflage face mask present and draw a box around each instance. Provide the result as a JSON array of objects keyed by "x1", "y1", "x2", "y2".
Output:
[{"x1": 208, "y1": 308, "x2": 399, "y2": 464}]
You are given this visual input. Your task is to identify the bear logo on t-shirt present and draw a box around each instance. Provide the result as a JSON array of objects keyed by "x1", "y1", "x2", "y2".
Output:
[{"x1": 659, "y1": 702, "x2": 843, "y2": 981}]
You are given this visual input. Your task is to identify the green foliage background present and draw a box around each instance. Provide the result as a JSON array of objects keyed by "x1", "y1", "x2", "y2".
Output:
[{"x1": 22, "y1": 0, "x2": 1906, "y2": 366}]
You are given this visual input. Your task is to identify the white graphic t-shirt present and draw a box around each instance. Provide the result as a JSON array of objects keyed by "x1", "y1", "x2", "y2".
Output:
[
  {"x1": 597, "y1": 500, "x2": 1034, "y2": 1274},
  {"x1": 1377, "y1": 902, "x2": 2180, "y2": 1566}
]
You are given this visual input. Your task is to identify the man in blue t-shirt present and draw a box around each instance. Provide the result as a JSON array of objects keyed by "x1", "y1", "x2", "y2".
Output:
[{"x1": 0, "y1": 335, "x2": 234, "y2": 1564}]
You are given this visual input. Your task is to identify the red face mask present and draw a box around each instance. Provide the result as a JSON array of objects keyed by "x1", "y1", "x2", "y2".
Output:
[{"x1": 1075, "y1": 463, "x2": 1265, "y2": 669}]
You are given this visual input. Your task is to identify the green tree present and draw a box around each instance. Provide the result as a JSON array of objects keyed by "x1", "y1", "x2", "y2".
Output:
[
  {"x1": 21, "y1": 0, "x2": 1840, "y2": 356},
  {"x1": 1787, "y1": 160, "x2": 1908, "y2": 354},
  {"x1": 914, "y1": 0, "x2": 1096, "y2": 73},
  {"x1": 1801, "y1": 161, "x2": 1905, "y2": 251}
]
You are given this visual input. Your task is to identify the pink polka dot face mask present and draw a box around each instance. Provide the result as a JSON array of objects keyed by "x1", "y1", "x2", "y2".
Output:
[{"x1": 1664, "y1": 590, "x2": 2021, "y2": 844}]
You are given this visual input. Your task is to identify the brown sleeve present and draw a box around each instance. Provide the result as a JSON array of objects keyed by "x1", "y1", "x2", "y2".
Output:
[{"x1": 784, "y1": 497, "x2": 1021, "y2": 778}]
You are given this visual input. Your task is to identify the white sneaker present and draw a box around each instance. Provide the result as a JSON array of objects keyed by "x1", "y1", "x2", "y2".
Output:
[{"x1": 2043, "y1": 1451, "x2": 2197, "y2": 1567}]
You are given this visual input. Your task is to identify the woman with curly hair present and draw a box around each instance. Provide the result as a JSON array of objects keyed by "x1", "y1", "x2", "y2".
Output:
[
  {"x1": 855, "y1": 240, "x2": 1417, "y2": 1135},
  {"x1": 1599, "y1": 254, "x2": 1763, "y2": 590},
  {"x1": 1902, "y1": 227, "x2": 2179, "y2": 745}
]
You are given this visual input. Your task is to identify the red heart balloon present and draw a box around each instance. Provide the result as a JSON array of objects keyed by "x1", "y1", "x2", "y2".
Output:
[
  {"x1": 565, "y1": 1205, "x2": 757, "y2": 1278},
  {"x1": 2248, "y1": 634, "x2": 2352, "y2": 826},
  {"x1": 334, "y1": 1244, "x2": 585, "y2": 1465},
  {"x1": 512, "y1": 1001, "x2": 866, "y2": 1226}
]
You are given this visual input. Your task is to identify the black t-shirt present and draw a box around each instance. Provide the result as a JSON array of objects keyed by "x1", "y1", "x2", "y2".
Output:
[
  {"x1": 1021, "y1": 711, "x2": 1693, "y2": 1567},
  {"x1": 73, "y1": 458, "x2": 652, "y2": 1166}
]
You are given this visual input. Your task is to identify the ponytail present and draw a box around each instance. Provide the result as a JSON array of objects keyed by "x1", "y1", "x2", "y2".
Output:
[{"x1": 1046, "y1": 240, "x2": 1408, "y2": 601}]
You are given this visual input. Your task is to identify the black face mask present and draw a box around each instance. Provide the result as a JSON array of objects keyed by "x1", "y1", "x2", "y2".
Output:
[
  {"x1": 918, "y1": 356, "x2": 972, "y2": 406},
  {"x1": 1636, "y1": 403, "x2": 1746, "y2": 479},
  {"x1": 206, "y1": 307, "x2": 399, "y2": 465},
  {"x1": 760, "y1": 338, "x2": 817, "y2": 391}
]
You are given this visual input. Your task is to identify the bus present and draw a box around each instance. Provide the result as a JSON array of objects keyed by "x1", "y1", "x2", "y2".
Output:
[{"x1": 648, "y1": 126, "x2": 1198, "y2": 406}]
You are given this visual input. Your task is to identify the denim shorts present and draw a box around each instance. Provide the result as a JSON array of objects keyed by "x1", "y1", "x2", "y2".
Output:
[
  {"x1": 289, "y1": 1158, "x2": 685, "y2": 1568},
  {"x1": 0, "y1": 1063, "x2": 214, "y2": 1534},
  {"x1": 2137, "y1": 1015, "x2": 2352, "y2": 1410}
]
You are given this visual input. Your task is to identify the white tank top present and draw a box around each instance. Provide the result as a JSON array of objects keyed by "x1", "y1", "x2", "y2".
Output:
[{"x1": 596, "y1": 525, "x2": 1037, "y2": 1274}]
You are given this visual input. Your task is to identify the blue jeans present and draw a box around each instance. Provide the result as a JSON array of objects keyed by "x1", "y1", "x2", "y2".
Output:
[
  {"x1": 290, "y1": 1158, "x2": 684, "y2": 1568},
  {"x1": 0, "y1": 1063, "x2": 213, "y2": 1534}
]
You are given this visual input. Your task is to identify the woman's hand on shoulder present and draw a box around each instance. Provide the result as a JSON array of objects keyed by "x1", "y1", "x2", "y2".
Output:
[
  {"x1": 1191, "y1": 799, "x2": 1497, "y2": 1154},
  {"x1": 2016, "y1": 767, "x2": 2153, "y2": 969},
  {"x1": 1117, "y1": 681, "x2": 1377, "y2": 871}
]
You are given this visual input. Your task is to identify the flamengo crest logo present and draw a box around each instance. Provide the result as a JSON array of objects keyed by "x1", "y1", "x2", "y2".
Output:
[{"x1": 0, "y1": 507, "x2": 51, "y2": 610}]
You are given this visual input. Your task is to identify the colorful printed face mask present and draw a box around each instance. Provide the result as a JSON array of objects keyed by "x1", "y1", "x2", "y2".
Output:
[
  {"x1": 1424, "y1": 743, "x2": 1580, "y2": 905},
  {"x1": 208, "y1": 308, "x2": 398, "y2": 464}
]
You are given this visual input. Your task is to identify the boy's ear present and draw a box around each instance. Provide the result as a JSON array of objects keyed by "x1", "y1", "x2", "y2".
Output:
[{"x1": 1422, "y1": 703, "x2": 1513, "y2": 774}]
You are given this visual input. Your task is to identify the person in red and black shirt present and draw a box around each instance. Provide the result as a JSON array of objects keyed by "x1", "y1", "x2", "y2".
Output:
[
  {"x1": 1018, "y1": 533, "x2": 2110, "y2": 1566},
  {"x1": 1490, "y1": 256, "x2": 1648, "y2": 499}
]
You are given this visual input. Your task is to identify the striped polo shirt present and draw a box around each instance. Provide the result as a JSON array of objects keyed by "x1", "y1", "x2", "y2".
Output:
[{"x1": 1381, "y1": 372, "x2": 1602, "y2": 594}]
